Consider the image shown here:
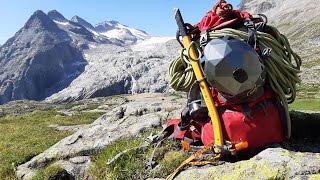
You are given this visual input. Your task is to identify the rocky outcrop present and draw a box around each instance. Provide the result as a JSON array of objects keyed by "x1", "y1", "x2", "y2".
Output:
[
  {"x1": 175, "y1": 147, "x2": 320, "y2": 179},
  {"x1": 53, "y1": 156, "x2": 92, "y2": 180},
  {"x1": 16, "y1": 93, "x2": 185, "y2": 179},
  {"x1": 174, "y1": 110, "x2": 320, "y2": 179}
]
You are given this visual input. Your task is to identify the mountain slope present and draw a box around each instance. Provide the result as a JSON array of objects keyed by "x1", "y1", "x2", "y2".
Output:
[
  {"x1": 239, "y1": 0, "x2": 320, "y2": 60},
  {"x1": 0, "y1": 9, "x2": 177, "y2": 104},
  {"x1": 0, "y1": 10, "x2": 87, "y2": 104},
  {"x1": 238, "y1": 0, "x2": 320, "y2": 86},
  {"x1": 45, "y1": 38, "x2": 178, "y2": 103}
]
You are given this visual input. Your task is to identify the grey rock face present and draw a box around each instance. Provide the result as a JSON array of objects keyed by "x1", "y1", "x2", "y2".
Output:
[
  {"x1": 53, "y1": 156, "x2": 92, "y2": 180},
  {"x1": 0, "y1": 10, "x2": 87, "y2": 104},
  {"x1": 255, "y1": 1, "x2": 276, "y2": 13},
  {"x1": 71, "y1": 15, "x2": 95, "y2": 31},
  {"x1": 45, "y1": 38, "x2": 179, "y2": 103},
  {"x1": 175, "y1": 147, "x2": 320, "y2": 179},
  {"x1": 16, "y1": 93, "x2": 186, "y2": 179},
  {"x1": 47, "y1": 10, "x2": 68, "y2": 22},
  {"x1": 48, "y1": 13, "x2": 96, "y2": 44}
]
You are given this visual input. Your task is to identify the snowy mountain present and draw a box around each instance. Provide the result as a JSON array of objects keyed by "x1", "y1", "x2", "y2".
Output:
[
  {"x1": 95, "y1": 20, "x2": 149, "y2": 44},
  {"x1": 0, "y1": 9, "x2": 176, "y2": 104}
]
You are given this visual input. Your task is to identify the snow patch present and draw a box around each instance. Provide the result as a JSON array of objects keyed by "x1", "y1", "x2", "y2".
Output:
[
  {"x1": 85, "y1": 29, "x2": 99, "y2": 36},
  {"x1": 99, "y1": 29, "x2": 127, "y2": 39},
  {"x1": 95, "y1": 20, "x2": 149, "y2": 42},
  {"x1": 131, "y1": 36, "x2": 174, "y2": 51},
  {"x1": 53, "y1": 20, "x2": 69, "y2": 26},
  {"x1": 88, "y1": 44, "x2": 97, "y2": 49}
]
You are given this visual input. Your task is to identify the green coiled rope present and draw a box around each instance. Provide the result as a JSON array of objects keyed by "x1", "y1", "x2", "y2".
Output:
[{"x1": 168, "y1": 25, "x2": 302, "y2": 138}]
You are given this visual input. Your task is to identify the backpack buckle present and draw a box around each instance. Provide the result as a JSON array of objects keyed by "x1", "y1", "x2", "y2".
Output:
[
  {"x1": 242, "y1": 111, "x2": 253, "y2": 122},
  {"x1": 242, "y1": 104, "x2": 253, "y2": 121}
]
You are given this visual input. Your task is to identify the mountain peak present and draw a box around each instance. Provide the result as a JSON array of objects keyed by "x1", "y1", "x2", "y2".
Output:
[
  {"x1": 24, "y1": 10, "x2": 57, "y2": 30},
  {"x1": 48, "y1": 10, "x2": 67, "y2": 22},
  {"x1": 30, "y1": 10, "x2": 48, "y2": 20},
  {"x1": 71, "y1": 15, "x2": 95, "y2": 30},
  {"x1": 106, "y1": 20, "x2": 121, "y2": 26},
  {"x1": 95, "y1": 20, "x2": 123, "y2": 29},
  {"x1": 33, "y1": 10, "x2": 46, "y2": 16},
  {"x1": 71, "y1": 15, "x2": 81, "y2": 21}
]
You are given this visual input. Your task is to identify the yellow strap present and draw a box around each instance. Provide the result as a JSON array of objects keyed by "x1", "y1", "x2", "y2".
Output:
[
  {"x1": 166, "y1": 141, "x2": 218, "y2": 180},
  {"x1": 187, "y1": 160, "x2": 219, "y2": 166}
]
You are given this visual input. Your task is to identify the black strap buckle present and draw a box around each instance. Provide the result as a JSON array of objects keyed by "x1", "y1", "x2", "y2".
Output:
[{"x1": 244, "y1": 18, "x2": 257, "y2": 49}]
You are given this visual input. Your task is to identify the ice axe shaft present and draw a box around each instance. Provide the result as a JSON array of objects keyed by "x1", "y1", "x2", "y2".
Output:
[{"x1": 174, "y1": 8, "x2": 224, "y2": 149}]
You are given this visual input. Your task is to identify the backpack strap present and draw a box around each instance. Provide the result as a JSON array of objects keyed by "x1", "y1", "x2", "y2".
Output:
[
  {"x1": 187, "y1": 81, "x2": 209, "y2": 121},
  {"x1": 242, "y1": 103, "x2": 253, "y2": 121},
  {"x1": 244, "y1": 18, "x2": 257, "y2": 49}
]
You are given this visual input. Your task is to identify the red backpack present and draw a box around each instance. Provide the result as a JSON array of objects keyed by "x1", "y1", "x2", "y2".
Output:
[{"x1": 166, "y1": 88, "x2": 285, "y2": 149}]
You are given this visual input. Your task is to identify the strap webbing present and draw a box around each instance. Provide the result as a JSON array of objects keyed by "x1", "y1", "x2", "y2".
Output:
[{"x1": 166, "y1": 141, "x2": 220, "y2": 180}]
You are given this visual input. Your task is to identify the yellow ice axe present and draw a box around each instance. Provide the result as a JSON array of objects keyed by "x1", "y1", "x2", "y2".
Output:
[{"x1": 174, "y1": 8, "x2": 224, "y2": 150}]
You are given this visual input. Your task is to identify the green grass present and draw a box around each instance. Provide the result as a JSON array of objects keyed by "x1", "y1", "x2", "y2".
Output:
[
  {"x1": 0, "y1": 110, "x2": 104, "y2": 179},
  {"x1": 296, "y1": 83, "x2": 320, "y2": 99},
  {"x1": 303, "y1": 59, "x2": 320, "y2": 68},
  {"x1": 289, "y1": 99, "x2": 320, "y2": 111},
  {"x1": 32, "y1": 164, "x2": 65, "y2": 180},
  {"x1": 89, "y1": 131, "x2": 189, "y2": 180}
]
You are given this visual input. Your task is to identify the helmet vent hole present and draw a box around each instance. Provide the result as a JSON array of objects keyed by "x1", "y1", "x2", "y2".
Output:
[{"x1": 233, "y1": 68, "x2": 248, "y2": 83}]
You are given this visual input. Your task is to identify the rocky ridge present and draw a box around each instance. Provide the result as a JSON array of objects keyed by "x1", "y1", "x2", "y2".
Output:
[{"x1": 0, "y1": 10, "x2": 87, "y2": 104}]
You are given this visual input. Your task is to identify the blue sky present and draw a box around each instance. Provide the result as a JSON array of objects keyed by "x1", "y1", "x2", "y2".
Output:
[{"x1": 0, "y1": 0, "x2": 241, "y2": 44}]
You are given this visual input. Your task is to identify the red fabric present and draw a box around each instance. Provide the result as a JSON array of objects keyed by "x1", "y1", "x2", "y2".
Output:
[
  {"x1": 202, "y1": 89, "x2": 285, "y2": 147},
  {"x1": 211, "y1": 88, "x2": 276, "y2": 110},
  {"x1": 195, "y1": 10, "x2": 251, "y2": 32},
  {"x1": 166, "y1": 119, "x2": 206, "y2": 141},
  {"x1": 166, "y1": 89, "x2": 285, "y2": 148}
]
